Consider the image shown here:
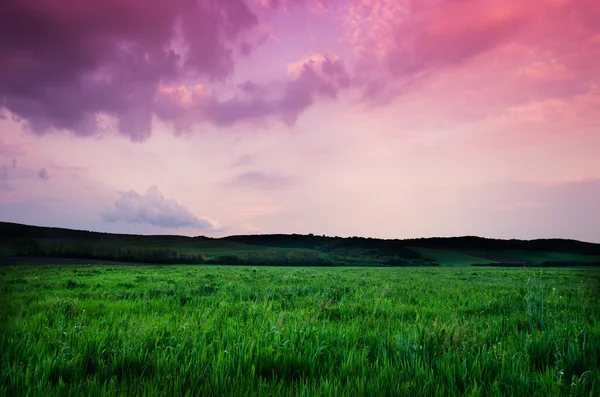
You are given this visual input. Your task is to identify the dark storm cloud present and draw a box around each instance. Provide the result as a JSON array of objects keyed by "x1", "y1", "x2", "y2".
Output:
[{"x1": 0, "y1": 0, "x2": 259, "y2": 140}]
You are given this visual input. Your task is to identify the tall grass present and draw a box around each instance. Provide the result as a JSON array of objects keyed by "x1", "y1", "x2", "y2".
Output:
[
  {"x1": 206, "y1": 249, "x2": 437, "y2": 267},
  {"x1": 1, "y1": 266, "x2": 599, "y2": 396},
  {"x1": 526, "y1": 270, "x2": 546, "y2": 331}
]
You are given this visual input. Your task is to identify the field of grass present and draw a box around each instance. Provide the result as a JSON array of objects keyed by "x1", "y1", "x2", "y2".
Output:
[
  {"x1": 484, "y1": 250, "x2": 600, "y2": 264},
  {"x1": 409, "y1": 247, "x2": 600, "y2": 267},
  {"x1": 408, "y1": 247, "x2": 498, "y2": 266},
  {"x1": 1, "y1": 265, "x2": 599, "y2": 396}
]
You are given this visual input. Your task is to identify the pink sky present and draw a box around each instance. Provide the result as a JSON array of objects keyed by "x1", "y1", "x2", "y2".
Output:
[{"x1": 1, "y1": 0, "x2": 599, "y2": 242}]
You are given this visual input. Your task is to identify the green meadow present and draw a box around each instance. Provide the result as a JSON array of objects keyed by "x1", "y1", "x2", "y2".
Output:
[
  {"x1": 1, "y1": 265, "x2": 599, "y2": 396},
  {"x1": 407, "y1": 247, "x2": 497, "y2": 266}
]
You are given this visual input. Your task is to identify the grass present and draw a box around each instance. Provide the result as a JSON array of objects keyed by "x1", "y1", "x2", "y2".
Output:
[
  {"x1": 409, "y1": 247, "x2": 600, "y2": 266},
  {"x1": 1, "y1": 265, "x2": 599, "y2": 396},
  {"x1": 408, "y1": 247, "x2": 498, "y2": 266},
  {"x1": 487, "y1": 250, "x2": 600, "y2": 264}
]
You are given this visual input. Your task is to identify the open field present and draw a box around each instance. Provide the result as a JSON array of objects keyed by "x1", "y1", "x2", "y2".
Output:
[
  {"x1": 407, "y1": 247, "x2": 498, "y2": 266},
  {"x1": 482, "y1": 250, "x2": 600, "y2": 264},
  {"x1": 409, "y1": 247, "x2": 600, "y2": 267},
  {"x1": 1, "y1": 265, "x2": 599, "y2": 396}
]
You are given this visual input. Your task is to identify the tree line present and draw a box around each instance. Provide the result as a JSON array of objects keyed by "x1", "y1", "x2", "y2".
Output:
[{"x1": 9, "y1": 238, "x2": 206, "y2": 264}]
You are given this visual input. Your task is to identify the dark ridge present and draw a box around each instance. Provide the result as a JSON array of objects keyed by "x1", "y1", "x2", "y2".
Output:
[
  {"x1": 0, "y1": 221, "x2": 209, "y2": 243},
  {"x1": 403, "y1": 236, "x2": 600, "y2": 255},
  {"x1": 2, "y1": 222, "x2": 600, "y2": 265},
  {"x1": 224, "y1": 233, "x2": 600, "y2": 256},
  {"x1": 222, "y1": 234, "x2": 423, "y2": 258}
]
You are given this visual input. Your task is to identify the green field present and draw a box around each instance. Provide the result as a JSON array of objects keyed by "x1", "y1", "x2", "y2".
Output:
[
  {"x1": 2, "y1": 265, "x2": 599, "y2": 396},
  {"x1": 484, "y1": 250, "x2": 600, "y2": 264},
  {"x1": 408, "y1": 247, "x2": 600, "y2": 267},
  {"x1": 408, "y1": 247, "x2": 498, "y2": 266}
]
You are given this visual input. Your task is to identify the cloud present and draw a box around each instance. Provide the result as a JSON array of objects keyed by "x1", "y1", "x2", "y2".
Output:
[
  {"x1": 0, "y1": 0, "x2": 353, "y2": 139},
  {"x1": 38, "y1": 168, "x2": 49, "y2": 181},
  {"x1": 238, "y1": 81, "x2": 269, "y2": 97},
  {"x1": 155, "y1": 52, "x2": 351, "y2": 128},
  {"x1": 0, "y1": 0, "x2": 260, "y2": 141},
  {"x1": 231, "y1": 171, "x2": 297, "y2": 190},
  {"x1": 258, "y1": 0, "x2": 332, "y2": 12},
  {"x1": 0, "y1": 141, "x2": 24, "y2": 157},
  {"x1": 102, "y1": 186, "x2": 216, "y2": 229},
  {"x1": 231, "y1": 155, "x2": 254, "y2": 167},
  {"x1": 348, "y1": 0, "x2": 600, "y2": 103},
  {"x1": 4, "y1": 0, "x2": 596, "y2": 139}
]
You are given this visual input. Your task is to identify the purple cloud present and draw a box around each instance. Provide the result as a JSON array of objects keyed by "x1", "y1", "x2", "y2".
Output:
[
  {"x1": 231, "y1": 155, "x2": 254, "y2": 168},
  {"x1": 155, "y1": 53, "x2": 352, "y2": 128},
  {"x1": 238, "y1": 81, "x2": 268, "y2": 96},
  {"x1": 232, "y1": 171, "x2": 297, "y2": 190},
  {"x1": 38, "y1": 168, "x2": 49, "y2": 181},
  {"x1": 0, "y1": 142, "x2": 24, "y2": 157},
  {"x1": 0, "y1": 0, "x2": 259, "y2": 141},
  {"x1": 0, "y1": 0, "x2": 353, "y2": 139}
]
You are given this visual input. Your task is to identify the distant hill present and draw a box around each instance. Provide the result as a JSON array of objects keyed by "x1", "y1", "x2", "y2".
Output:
[
  {"x1": 1, "y1": 221, "x2": 600, "y2": 266},
  {"x1": 222, "y1": 234, "x2": 423, "y2": 258},
  {"x1": 0, "y1": 221, "x2": 197, "y2": 243},
  {"x1": 403, "y1": 236, "x2": 600, "y2": 256}
]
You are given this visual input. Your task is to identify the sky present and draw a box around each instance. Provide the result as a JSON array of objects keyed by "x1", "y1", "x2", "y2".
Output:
[{"x1": 1, "y1": 0, "x2": 599, "y2": 242}]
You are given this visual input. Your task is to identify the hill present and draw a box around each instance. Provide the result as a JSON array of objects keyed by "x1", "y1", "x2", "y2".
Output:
[{"x1": 1, "y1": 221, "x2": 600, "y2": 266}]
